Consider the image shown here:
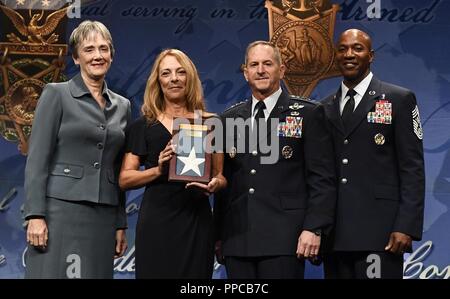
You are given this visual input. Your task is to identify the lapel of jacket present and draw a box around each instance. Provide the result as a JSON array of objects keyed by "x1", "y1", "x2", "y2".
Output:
[
  {"x1": 323, "y1": 88, "x2": 345, "y2": 136},
  {"x1": 345, "y1": 77, "x2": 382, "y2": 137},
  {"x1": 234, "y1": 99, "x2": 252, "y2": 145},
  {"x1": 236, "y1": 99, "x2": 252, "y2": 119}
]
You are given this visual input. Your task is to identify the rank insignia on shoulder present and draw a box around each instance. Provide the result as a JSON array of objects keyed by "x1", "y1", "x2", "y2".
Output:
[
  {"x1": 289, "y1": 95, "x2": 310, "y2": 101},
  {"x1": 224, "y1": 100, "x2": 246, "y2": 112}
]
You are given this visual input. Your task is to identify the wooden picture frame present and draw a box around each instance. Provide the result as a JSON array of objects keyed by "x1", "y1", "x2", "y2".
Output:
[{"x1": 168, "y1": 117, "x2": 212, "y2": 183}]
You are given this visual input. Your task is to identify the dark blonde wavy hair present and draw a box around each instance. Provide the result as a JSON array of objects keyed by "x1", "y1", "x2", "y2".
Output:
[{"x1": 141, "y1": 49, "x2": 205, "y2": 123}]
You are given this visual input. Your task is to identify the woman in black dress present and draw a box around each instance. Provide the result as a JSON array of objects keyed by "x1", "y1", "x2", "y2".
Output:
[{"x1": 119, "y1": 49, "x2": 226, "y2": 278}]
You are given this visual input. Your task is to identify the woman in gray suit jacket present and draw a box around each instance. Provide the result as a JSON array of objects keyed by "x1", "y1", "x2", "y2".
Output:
[{"x1": 23, "y1": 20, "x2": 130, "y2": 278}]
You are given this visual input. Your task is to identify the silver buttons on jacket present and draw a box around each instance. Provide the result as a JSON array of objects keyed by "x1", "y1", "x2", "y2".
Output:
[
  {"x1": 63, "y1": 168, "x2": 71, "y2": 174},
  {"x1": 252, "y1": 150, "x2": 258, "y2": 156},
  {"x1": 249, "y1": 188, "x2": 255, "y2": 194},
  {"x1": 343, "y1": 139, "x2": 349, "y2": 145},
  {"x1": 342, "y1": 158, "x2": 348, "y2": 165},
  {"x1": 250, "y1": 169, "x2": 256, "y2": 175},
  {"x1": 99, "y1": 124, "x2": 105, "y2": 130},
  {"x1": 341, "y1": 178, "x2": 348, "y2": 184},
  {"x1": 97, "y1": 142, "x2": 104, "y2": 149},
  {"x1": 93, "y1": 162, "x2": 100, "y2": 169}
]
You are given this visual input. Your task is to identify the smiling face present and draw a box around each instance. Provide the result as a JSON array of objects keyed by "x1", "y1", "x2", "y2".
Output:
[
  {"x1": 244, "y1": 44, "x2": 285, "y2": 100},
  {"x1": 336, "y1": 29, "x2": 374, "y2": 89},
  {"x1": 73, "y1": 32, "x2": 112, "y2": 81},
  {"x1": 158, "y1": 55, "x2": 187, "y2": 103}
]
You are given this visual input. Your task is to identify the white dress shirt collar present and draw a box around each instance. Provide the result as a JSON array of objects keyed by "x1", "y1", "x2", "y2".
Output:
[
  {"x1": 251, "y1": 87, "x2": 282, "y2": 119},
  {"x1": 340, "y1": 72, "x2": 373, "y2": 113}
]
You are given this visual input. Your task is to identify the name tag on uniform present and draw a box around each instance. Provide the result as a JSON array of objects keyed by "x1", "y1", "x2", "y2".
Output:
[
  {"x1": 367, "y1": 100, "x2": 392, "y2": 124},
  {"x1": 278, "y1": 116, "x2": 303, "y2": 138}
]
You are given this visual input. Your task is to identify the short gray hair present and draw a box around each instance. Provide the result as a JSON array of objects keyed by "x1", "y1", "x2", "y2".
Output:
[
  {"x1": 69, "y1": 20, "x2": 115, "y2": 58},
  {"x1": 244, "y1": 40, "x2": 282, "y2": 66}
]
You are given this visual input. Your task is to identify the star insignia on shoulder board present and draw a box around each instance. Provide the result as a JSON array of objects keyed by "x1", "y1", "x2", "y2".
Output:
[{"x1": 224, "y1": 100, "x2": 247, "y2": 112}]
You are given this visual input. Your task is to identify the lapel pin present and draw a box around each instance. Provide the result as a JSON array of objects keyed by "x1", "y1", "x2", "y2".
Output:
[{"x1": 369, "y1": 90, "x2": 376, "y2": 96}]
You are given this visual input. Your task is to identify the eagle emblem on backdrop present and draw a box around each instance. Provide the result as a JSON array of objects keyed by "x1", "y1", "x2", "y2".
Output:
[
  {"x1": 265, "y1": 0, "x2": 340, "y2": 97},
  {"x1": 0, "y1": 0, "x2": 72, "y2": 154}
]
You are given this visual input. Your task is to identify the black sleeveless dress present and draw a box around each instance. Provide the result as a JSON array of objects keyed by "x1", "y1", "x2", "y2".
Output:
[{"x1": 125, "y1": 117, "x2": 214, "y2": 278}]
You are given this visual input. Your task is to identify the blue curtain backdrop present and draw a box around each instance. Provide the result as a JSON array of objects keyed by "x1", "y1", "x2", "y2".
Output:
[{"x1": 0, "y1": 0, "x2": 449, "y2": 279}]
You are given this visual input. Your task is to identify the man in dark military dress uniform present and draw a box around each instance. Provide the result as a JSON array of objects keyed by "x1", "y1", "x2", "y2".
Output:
[
  {"x1": 214, "y1": 41, "x2": 336, "y2": 279},
  {"x1": 321, "y1": 29, "x2": 425, "y2": 279}
]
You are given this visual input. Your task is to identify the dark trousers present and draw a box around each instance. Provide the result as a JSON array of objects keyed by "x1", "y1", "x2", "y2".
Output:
[
  {"x1": 225, "y1": 256, "x2": 305, "y2": 279},
  {"x1": 323, "y1": 251, "x2": 403, "y2": 279}
]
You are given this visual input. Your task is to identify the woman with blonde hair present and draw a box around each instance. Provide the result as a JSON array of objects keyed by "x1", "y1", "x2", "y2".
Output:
[{"x1": 119, "y1": 49, "x2": 226, "y2": 278}]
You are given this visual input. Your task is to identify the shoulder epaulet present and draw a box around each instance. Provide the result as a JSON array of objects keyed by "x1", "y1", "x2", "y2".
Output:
[
  {"x1": 223, "y1": 100, "x2": 247, "y2": 112},
  {"x1": 288, "y1": 95, "x2": 318, "y2": 107}
]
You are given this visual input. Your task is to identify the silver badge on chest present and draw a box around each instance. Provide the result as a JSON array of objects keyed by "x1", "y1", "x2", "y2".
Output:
[{"x1": 281, "y1": 145, "x2": 293, "y2": 159}]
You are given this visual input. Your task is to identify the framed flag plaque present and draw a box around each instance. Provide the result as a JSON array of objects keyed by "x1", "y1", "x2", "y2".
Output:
[{"x1": 168, "y1": 118, "x2": 212, "y2": 183}]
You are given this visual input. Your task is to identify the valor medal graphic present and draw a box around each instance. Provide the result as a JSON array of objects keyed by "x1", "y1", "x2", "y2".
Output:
[
  {"x1": 266, "y1": 0, "x2": 340, "y2": 97},
  {"x1": 4, "y1": 78, "x2": 44, "y2": 125},
  {"x1": 0, "y1": 1, "x2": 70, "y2": 154}
]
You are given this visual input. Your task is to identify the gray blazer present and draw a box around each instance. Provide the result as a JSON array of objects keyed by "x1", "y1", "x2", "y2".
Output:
[{"x1": 24, "y1": 73, "x2": 131, "y2": 228}]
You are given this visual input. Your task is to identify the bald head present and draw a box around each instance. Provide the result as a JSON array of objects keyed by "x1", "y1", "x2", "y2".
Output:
[
  {"x1": 336, "y1": 29, "x2": 374, "y2": 88},
  {"x1": 339, "y1": 29, "x2": 372, "y2": 51}
]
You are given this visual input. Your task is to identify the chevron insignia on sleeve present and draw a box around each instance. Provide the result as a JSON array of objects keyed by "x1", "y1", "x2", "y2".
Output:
[{"x1": 412, "y1": 105, "x2": 423, "y2": 140}]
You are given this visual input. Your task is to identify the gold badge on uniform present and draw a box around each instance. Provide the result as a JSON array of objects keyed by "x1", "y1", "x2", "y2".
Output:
[
  {"x1": 229, "y1": 146, "x2": 237, "y2": 158},
  {"x1": 282, "y1": 145, "x2": 293, "y2": 159},
  {"x1": 374, "y1": 133, "x2": 385, "y2": 145}
]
